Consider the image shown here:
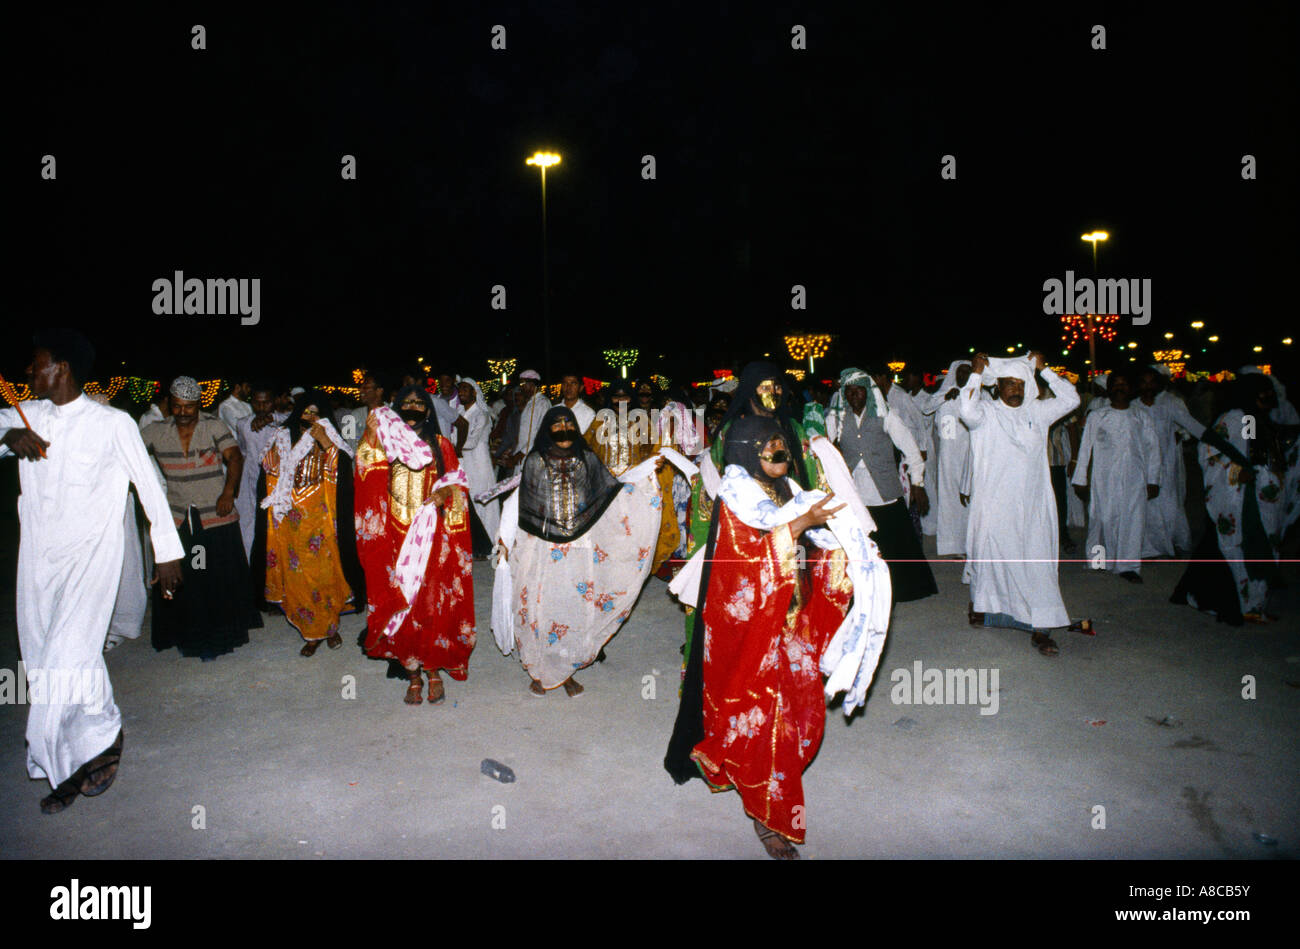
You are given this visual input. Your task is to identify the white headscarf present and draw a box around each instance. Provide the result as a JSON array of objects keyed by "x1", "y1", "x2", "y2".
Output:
[
  {"x1": 933, "y1": 359, "x2": 972, "y2": 400},
  {"x1": 459, "y1": 377, "x2": 488, "y2": 415},
  {"x1": 983, "y1": 354, "x2": 1039, "y2": 453}
]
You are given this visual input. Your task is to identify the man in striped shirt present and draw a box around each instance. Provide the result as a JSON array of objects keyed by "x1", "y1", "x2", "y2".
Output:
[{"x1": 141, "y1": 376, "x2": 262, "y2": 659}]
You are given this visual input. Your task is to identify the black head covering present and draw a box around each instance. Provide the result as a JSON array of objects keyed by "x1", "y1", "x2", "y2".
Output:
[
  {"x1": 285, "y1": 388, "x2": 334, "y2": 446},
  {"x1": 392, "y1": 383, "x2": 444, "y2": 476},
  {"x1": 716, "y1": 361, "x2": 811, "y2": 489},
  {"x1": 518, "y1": 406, "x2": 622, "y2": 542}
]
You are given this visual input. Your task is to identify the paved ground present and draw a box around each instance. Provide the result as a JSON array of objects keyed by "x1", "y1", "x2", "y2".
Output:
[{"x1": 0, "y1": 515, "x2": 1297, "y2": 860}]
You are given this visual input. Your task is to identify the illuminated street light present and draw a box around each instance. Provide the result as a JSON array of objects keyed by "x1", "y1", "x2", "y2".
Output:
[
  {"x1": 1207, "y1": 335, "x2": 1219, "y2": 342},
  {"x1": 1163, "y1": 332, "x2": 1174, "y2": 339},
  {"x1": 1253, "y1": 345, "x2": 1263, "y2": 353},
  {"x1": 1190, "y1": 321, "x2": 1204, "y2": 329},
  {"x1": 526, "y1": 151, "x2": 562, "y2": 379},
  {"x1": 1080, "y1": 230, "x2": 1110, "y2": 377}
]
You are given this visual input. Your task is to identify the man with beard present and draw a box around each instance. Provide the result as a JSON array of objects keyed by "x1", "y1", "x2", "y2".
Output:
[
  {"x1": 142, "y1": 376, "x2": 262, "y2": 659},
  {"x1": 830, "y1": 367, "x2": 937, "y2": 602},
  {"x1": 2, "y1": 330, "x2": 183, "y2": 812},
  {"x1": 493, "y1": 407, "x2": 690, "y2": 696},
  {"x1": 354, "y1": 385, "x2": 475, "y2": 704}
]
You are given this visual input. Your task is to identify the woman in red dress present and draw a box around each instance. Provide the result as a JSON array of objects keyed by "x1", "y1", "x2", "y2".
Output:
[
  {"x1": 666, "y1": 415, "x2": 852, "y2": 859},
  {"x1": 354, "y1": 385, "x2": 476, "y2": 705}
]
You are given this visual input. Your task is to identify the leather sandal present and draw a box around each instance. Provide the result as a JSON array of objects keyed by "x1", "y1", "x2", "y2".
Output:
[
  {"x1": 79, "y1": 729, "x2": 124, "y2": 797},
  {"x1": 300, "y1": 640, "x2": 322, "y2": 657}
]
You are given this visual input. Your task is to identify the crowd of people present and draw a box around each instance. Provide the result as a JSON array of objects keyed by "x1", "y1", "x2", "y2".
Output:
[{"x1": 3, "y1": 328, "x2": 1298, "y2": 859}]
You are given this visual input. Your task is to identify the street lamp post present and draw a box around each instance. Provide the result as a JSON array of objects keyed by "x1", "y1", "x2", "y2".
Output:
[
  {"x1": 1081, "y1": 231, "x2": 1109, "y2": 379},
  {"x1": 526, "y1": 151, "x2": 561, "y2": 381}
]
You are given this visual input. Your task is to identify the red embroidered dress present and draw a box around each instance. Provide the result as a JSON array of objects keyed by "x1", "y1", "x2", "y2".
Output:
[
  {"x1": 691, "y1": 502, "x2": 853, "y2": 843},
  {"x1": 354, "y1": 417, "x2": 476, "y2": 676}
]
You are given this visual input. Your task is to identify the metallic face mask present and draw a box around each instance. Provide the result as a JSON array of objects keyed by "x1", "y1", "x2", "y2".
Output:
[
  {"x1": 756, "y1": 380, "x2": 781, "y2": 411},
  {"x1": 398, "y1": 407, "x2": 428, "y2": 425}
]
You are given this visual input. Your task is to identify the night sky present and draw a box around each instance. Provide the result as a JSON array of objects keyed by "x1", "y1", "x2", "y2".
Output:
[{"x1": 12, "y1": 2, "x2": 1298, "y2": 389}]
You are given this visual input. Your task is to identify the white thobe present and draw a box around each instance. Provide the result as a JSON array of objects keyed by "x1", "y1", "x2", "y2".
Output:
[
  {"x1": 959, "y1": 368, "x2": 1080, "y2": 628},
  {"x1": 0, "y1": 395, "x2": 184, "y2": 787},
  {"x1": 1135, "y1": 391, "x2": 1204, "y2": 557},
  {"x1": 458, "y1": 402, "x2": 501, "y2": 539},
  {"x1": 234, "y1": 414, "x2": 283, "y2": 557},
  {"x1": 1071, "y1": 405, "x2": 1161, "y2": 574},
  {"x1": 217, "y1": 395, "x2": 252, "y2": 436},
  {"x1": 932, "y1": 399, "x2": 971, "y2": 556},
  {"x1": 512, "y1": 393, "x2": 552, "y2": 473},
  {"x1": 562, "y1": 398, "x2": 595, "y2": 435}
]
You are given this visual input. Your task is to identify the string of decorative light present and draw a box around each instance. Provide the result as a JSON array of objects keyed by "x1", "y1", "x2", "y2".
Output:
[
  {"x1": 1059, "y1": 313, "x2": 1120, "y2": 351},
  {"x1": 487, "y1": 358, "x2": 517, "y2": 385},
  {"x1": 603, "y1": 348, "x2": 638, "y2": 379},
  {"x1": 784, "y1": 334, "x2": 832, "y2": 372}
]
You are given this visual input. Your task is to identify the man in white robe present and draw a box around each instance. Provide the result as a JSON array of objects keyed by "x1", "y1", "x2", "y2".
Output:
[
  {"x1": 233, "y1": 383, "x2": 282, "y2": 559},
  {"x1": 558, "y1": 372, "x2": 595, "y2": 434},
  {"x1": 455, "y1": 378, "x2": 501, "y2": 544},
  {"x1": 1, "y1": 331, "x2": 183, "y2": 813},
  {"x1": 930, "y1": 360, "x2": 972, "y2": 556},
  {"x1": 498, "y1": 370, "x2": 551, "y2": 475},
  {"x1": 1135, "y1": 366, "x2": 1204, "y2": 557},
  {"x1": 959, "y1": 352, "x2": 1080, "y2": 655},
  {"x1": 1071, "y1": 368, "x2": 1161, "y2": 581},
  {"x1": 217, "y1": 379, "x2": 253, "y2": 435}
]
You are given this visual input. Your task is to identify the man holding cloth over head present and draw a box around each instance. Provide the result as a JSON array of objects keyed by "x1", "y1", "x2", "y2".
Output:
[{"x1": 959, "y1": 351, "x2": 1082, "y2": 656}]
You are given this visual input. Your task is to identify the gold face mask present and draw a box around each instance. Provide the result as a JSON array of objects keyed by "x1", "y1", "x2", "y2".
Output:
[{"x1": 756, "y1": 380, "x2": 781, "y2": 411}]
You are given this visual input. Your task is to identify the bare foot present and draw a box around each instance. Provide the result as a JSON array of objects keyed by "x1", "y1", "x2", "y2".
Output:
[
  {"x1": 529, "y1": 679, "x2": 547, "y2": 696},
  {"x1": 753, "y1": 818, "x2": 799, "y2": 860},
  {"x1": 562, "y1": 676, "x2": 584, "y2": 697}
]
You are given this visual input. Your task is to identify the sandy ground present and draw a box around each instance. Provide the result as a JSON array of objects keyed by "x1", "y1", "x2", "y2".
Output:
[{"x1": 1, "y1": 524, "x2": 1297, "y2": 860}]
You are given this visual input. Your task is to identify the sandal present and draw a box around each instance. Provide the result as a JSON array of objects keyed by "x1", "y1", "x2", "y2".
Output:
[
  {"x1": 753, "y1": 818, "x2": 799, "y2": 860},
  {"x1": 529, "y1": 680, "x2": 547, "y2": 697},
  {"x1": 967, "y1": 603, "x2": 983, "y2": 627},
  {"x1": 427, "y1": 675, "x2": 446, "y2": 705},
  {"x1": 300, "y1": 640, "x2": 322, "y2": 657},
  {"x1": 40, "y1": 775, "x2": 81, "y2": 814},
  {"x1": 1031, "y1": 632, "x2": 1060, "y2": 657},
  {"x1": 79, "y1": 729, "x2": 124, "y2": 797},
  {"x1": 326, "y1": 632, "x2": 343, "y2": 650},
  {"x1": 1067, "y1": 619, "x2": 1095, "y2": 635},
  {"x1": 404, "y1": 676, "x2": 424, "y2": 705},
  {"x1": 562, "y1": 677, "x2": 584, "y2": 697}
]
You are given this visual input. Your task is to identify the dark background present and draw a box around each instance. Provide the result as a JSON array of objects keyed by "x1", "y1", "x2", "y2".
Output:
[{"x1": 9, "y1": 1, "x2": 1298, "y2": 388}]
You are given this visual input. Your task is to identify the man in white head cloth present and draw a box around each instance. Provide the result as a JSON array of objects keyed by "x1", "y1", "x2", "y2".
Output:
[
  {"x1": 960, "y1": 351, "x2": 1082, "y2": 656},
  {"x1": 1, "y1": 329, "x2": 184, "y2": 813},
  {"x1": 498, "y1": 369, "x2": 550, "y2": 475},
  {"x1": 829, "y1": 367, "x2": 936, "y2": 602},
  {"x1": 1071, "y1": 366, "x2": 1161, "y2": 582}
]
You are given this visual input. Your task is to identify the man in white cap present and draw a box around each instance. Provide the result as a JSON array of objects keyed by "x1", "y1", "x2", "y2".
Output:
[
  {"x1": 496, "y1": 370, "x2": 550, "y2": 475},
  {"x1": 1, "y1": 330, "x2": 184, "y2": 813},
  {"x1": 961, "y1": 351, "x2": 1082, "y2": 655},
  {"x1": 141, "y1": 375, "x2": 262, "y2": 658}
]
